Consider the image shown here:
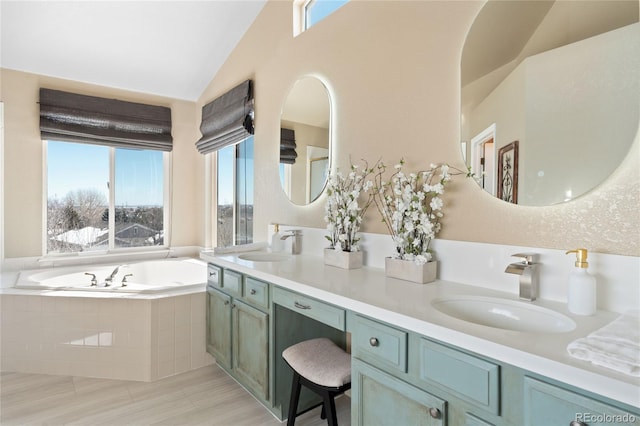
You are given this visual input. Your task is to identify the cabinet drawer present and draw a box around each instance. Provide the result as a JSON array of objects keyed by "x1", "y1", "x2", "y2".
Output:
[
  {"x1": 222, "y1": 269, "x2": 242, "y2": 297},
  {"x1": 524, "y1": 376, "x2": 640, "y2": 426},
  {"x1": 272, "y1": 287, "x2": 345, "y2": 331},
  {"x1": 352, "y1": 315, "x2": 408, "y2": 373},
  {"x1": 244, "y1": 277, "x2": 269, "y2": 310},
  {"x1": 207, "y1": 264, "x2": 221, "y2": 287},
  {"x1": 419, "y1": 338, "x2": 500, "y2": 415}
]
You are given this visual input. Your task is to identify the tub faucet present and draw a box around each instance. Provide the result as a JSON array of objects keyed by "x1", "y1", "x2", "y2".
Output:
[
  {"x1": 505, "y1": 253, "x2": 539, "y2": 301},
  {"x1": 105, "y1": 265, "x2": 128, "y2": 286},
  {"x1": 280, "y1": 230, "x2": 302, "y2": 254}
]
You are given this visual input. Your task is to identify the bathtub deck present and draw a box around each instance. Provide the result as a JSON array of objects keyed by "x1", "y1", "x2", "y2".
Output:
[{"x1": 0, "y1": 363, "x2": 351, "y2": 425}]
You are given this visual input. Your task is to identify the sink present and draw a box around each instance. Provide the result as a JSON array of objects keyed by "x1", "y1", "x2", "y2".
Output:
[
  {"x1": 238, "y1": 252, "x2": 291, "y2": 262},
  {"x1": 431, "y1": 295, "x2": 576, "y2": 333}
]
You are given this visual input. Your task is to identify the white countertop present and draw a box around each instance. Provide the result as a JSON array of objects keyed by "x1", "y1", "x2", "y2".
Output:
[{"x1": 201, "y1": 250, "x2": 640, "y2": 409}]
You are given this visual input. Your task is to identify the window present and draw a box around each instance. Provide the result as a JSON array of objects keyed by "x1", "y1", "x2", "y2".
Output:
[
  {"x1": 294, "y1": 0, "x2": 348, "y2": 35},
  {"x1": 46, "y1": 140, "x2": 167, "y2": 254},
  {"x1": 217, "y1": 137, "x2": 254, "y2": 248}
]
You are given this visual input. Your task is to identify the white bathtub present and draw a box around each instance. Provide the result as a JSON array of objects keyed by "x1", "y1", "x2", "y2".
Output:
[{"x1": 15, "y1": 258, "x2": 207, "y2": 293}]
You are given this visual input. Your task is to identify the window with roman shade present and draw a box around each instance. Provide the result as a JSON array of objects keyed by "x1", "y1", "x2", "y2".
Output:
[
  {"x1": 39, "y1": 88, "x2": 173, "y2": 151},
  {"x1": 280, "y1": 128, "x2": 297, "y2": 164},
  {"x1": 196, "y1": 80, "x2": 254, "y2": 155}
]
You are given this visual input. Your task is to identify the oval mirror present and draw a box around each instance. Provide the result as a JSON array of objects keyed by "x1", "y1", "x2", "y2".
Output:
[
  {"x1": 279, "y1": 77, "x2": 332, "y2": 205},
  {"x1": 461, "y1": 0, "x2": 639, "y2": 206}
]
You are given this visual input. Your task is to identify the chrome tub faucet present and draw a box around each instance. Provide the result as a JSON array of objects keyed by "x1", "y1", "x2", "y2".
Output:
[
  {"x1": 505, "y1": 253, "x2": 539, "y2": 301},
  {"x1": 105, "y1": 264, "x2": 128, "y2": 286}
]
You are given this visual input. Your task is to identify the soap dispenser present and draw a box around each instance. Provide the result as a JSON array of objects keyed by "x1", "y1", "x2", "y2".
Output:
[
  {"x1": 271, "y1": 224, "x2": 284, "y2": 252},
  {"x1": 566, "y1": 248, "x2": 597, "y2": 315}
]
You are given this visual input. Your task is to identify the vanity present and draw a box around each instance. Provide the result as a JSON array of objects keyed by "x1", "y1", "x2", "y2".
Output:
[{"x1": 201, "y1": 251, "x2": 639, "y2": 426}]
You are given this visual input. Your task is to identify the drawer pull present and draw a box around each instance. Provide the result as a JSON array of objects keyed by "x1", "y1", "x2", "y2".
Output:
[
  {"x1": 250, "y1": 289, "x2": 257, "y2": 295},
  {"x1": 209, "y1": 271, "x2": 217, "y2": 277},
  {"x1": 428, "y1": 407, "x2": 441, "y2": 419},
  {"x1": 294, "y1": 301, "x2": 311, "y2": 310},
  {"x1": 569, "y1": 422, "x2": 586, "y2": 426},
  {"x1": 369, "y1": 337, "x2": 379, "y2": 347}
]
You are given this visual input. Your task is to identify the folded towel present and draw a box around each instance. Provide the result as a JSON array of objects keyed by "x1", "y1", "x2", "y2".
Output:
[
  {"x1": 213, "y1": 242, "x2": 268, "y2": 255},
  {"x1": 567, "y1": 310, "x2": 640, "y2": 376}
]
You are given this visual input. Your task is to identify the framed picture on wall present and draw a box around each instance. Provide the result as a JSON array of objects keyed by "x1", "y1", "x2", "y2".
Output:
[{"x1": 497, "y1": 141, "x2": 518, "y2": 204}]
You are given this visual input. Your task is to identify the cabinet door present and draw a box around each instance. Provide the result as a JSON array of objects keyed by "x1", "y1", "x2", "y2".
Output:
[
  {"x1": 524, "y1": 377, "x2": 640, "y2": 426},
  {"x1": 233, "y1": 299, "x2": 269, "y2": 401},
  {"x1": 352, "y1": 359, "x2": 446, "y2": 426},
  {"x1": 206, "y1": 287, "x2": 232, "y2": 368}
]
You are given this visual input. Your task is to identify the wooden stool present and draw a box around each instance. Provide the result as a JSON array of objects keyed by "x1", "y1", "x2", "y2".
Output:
[{"x1": 282, "y1": 337, "x2": 351, "y2": 426}]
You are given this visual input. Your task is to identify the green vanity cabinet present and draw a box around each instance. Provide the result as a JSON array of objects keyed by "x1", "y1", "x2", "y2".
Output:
[
  {"x1": 524, "y1": 376, "x2": 640, "y2": 426},
  {"x1": 352, "y1": 358, "x2": 446, "y2": 425},
  {"x1": 206, "y1": 286, "x2": 232, "y2": 368},
  {"x1": 349, "y1": 312, "x2": 505, "y2": 426},
  {"x1": 206, "y1": 266, "x2": 271, "y2": 403}
]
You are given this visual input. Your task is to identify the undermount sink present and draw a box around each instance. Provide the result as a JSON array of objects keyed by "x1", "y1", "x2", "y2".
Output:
[
  {"x1": 238, "y1": 252, "x2": 291, "y2": 262},
  {"x1": 431, "y1": 295, "x2": 576, "y2": 333}
]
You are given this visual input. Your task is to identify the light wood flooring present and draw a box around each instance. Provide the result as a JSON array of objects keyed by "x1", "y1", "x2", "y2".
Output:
[{"x1": 0, "y1": 364, "x2": 350, "y2": 426}]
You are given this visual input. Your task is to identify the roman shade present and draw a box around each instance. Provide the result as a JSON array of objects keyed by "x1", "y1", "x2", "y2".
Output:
[
  {"x1": 39, "y1": 88, "x2": 173, "y2": 151},
  {"x1": 196, "y1": 80, "x2": 254, "y2": 155},
  {"x1": 280, "y1": 128, "x2": 297, "y2": 164}
]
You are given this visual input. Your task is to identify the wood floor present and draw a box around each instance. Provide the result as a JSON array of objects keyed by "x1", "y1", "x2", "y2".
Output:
[{"x1": 0, "y1": 364, "x2": 351, "y2": 426}]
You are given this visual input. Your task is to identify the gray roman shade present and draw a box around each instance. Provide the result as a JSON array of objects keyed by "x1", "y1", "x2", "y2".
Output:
[
  {"x1": 280, "y1": 128, "x2": 297, "y2": 164},
  {"x1": 39, "y1": 88, "x2": 173, "y2": 151},
  {"x1": 196, "y1": 80, "x2": 254, "y2": 155}
]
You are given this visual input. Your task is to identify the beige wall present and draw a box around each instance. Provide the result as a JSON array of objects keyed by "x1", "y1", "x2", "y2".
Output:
[
  {"x1": 200, "y1": 0, "x2": 639, "y2": 256},
  {"x1": 1, "y1": 1, "x2": 638, "y2": 258},
  {"x1": 1, "y1": 69, "x2": 204, "y2": 258}
]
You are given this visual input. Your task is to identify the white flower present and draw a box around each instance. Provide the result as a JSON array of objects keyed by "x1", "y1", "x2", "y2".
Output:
[
  {"x1": 373, "y1": 161, "x2": 458, "y2": 265},
  {"x1": 324, "y1": 160, "x2": 376, "y2": 252}
]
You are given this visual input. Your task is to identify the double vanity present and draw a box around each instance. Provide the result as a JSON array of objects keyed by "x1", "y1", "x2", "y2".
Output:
[{"x1": 201, "y1": 250, "x2": 639, "y2": 426}]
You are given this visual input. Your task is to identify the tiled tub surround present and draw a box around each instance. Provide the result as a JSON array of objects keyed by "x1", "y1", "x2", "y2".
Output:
[
  {"x1": 0, "y1": 256, "x2": 213, "y2": 381},
  {"x1": 0, "y1": 292, "x2": 213, "y2": 381}
]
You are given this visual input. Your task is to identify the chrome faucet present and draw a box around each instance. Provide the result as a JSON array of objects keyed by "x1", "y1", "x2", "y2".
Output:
[
  {"x1": 280, "y1": 230, "x2": 302, "y2": 254},
  {"x1": 505, "y1": 253, "x2": 539, "y2": 301},
  {"x1": 105, "y1": 265, "x2": 128, "y2": 286}
]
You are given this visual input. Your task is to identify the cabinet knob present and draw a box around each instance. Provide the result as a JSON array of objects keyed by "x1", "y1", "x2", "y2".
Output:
[
  {"x1": 224, "y1": 300, "x2": 230, "y2": 305},
  {"x1": 369, "y1": 337, "x2": 379, "y2": 347},
  {"x1": 428, "y1": 407, "x2": 441, "y2": 419},
  {"x1": 570, "y1": 422, "x2": 586, "y2": 426},
  {"x1": 250, "y1": 289, "x2": 257, "y2": 295},
  {"x1": 209, "y1": 271, "x2": 217, "y2": 277}
]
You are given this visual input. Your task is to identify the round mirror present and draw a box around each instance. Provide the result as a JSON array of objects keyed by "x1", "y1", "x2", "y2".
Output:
[
  {"x1": 279, "y1": 77, "x2": 332, "y2": 205},
  {"x1": 461, "y1": 0, "x2": 639, "y2": 206}
]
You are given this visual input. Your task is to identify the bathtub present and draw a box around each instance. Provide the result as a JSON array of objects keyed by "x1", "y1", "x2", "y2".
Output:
[{"x1": 15, "y1": 257, "x2": 207, "y2": 294}]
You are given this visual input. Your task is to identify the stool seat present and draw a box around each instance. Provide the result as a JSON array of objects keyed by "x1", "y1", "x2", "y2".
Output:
[
  {"x1": 282, "y1": 337, "x2": 351, "y2": 388},
  {"x1": 283, "y1": 338, "x2": 351, "y2": 426}
]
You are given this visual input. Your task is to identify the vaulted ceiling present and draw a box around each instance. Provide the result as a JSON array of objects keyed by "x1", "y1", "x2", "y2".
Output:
[{"x1": 0, "y1": 1, "x2": 267, "y2": 101}]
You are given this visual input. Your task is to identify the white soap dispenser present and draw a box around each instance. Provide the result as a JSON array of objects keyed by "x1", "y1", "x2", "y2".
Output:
[
  {"x1": 566, "y1": 248, "x2": 597, "y2": 315},
  {"x1": 271, "y1": 224, "x2": 284, "y2": 253}
]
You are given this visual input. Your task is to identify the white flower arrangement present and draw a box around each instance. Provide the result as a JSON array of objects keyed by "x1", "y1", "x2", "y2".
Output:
[
  {"x1": 373, "y1": 159, "x2": 470, "y2": 265},
  {"x1": 324, "y1": 161, "x2": 375, "y2": 252}
]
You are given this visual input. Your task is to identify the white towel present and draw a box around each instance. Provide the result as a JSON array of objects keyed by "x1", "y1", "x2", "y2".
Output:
[
  {"x1": 567, "y1": 310, "x2": 640, "y2": 376},
  {"x1": 213, "y1": 242, "x2": 268, "y2": 255}
]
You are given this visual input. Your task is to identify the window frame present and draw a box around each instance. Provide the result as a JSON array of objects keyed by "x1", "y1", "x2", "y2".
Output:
[
  {"x1": 212, "y1": 136, "x2": 254, "y2": 248},
  {"x1": 42, "y1": 140, "x2": 171, "y2": 256}
]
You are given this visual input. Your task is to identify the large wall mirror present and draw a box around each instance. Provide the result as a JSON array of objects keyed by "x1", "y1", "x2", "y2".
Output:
[
  {"x1": 279, "y1": 76, "x2": 332, "y2": 205},
  {"x1": 461, "y1": 0, "x2": 639, "y2": 206}
]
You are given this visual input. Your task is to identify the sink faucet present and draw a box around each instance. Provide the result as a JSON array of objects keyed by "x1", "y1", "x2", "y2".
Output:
[
  {"x1": 280, "y1": 230, "x2": 302, "y2": 255},
  {"x1": 105, "y1": 265, "x2": 128, "y2": 286},
  {"x1": 505, "y1": 253, "x2": 539, "y2": 301}
]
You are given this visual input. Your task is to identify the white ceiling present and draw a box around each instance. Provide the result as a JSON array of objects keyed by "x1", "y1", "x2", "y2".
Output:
[{"x1": 0, "y1": 0, "x2": 267, "y2": 101}]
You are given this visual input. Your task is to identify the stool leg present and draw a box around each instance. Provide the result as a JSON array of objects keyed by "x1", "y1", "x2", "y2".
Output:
[
  {"x1": 320, "y1": 403, "x2": 326, "y2": 419},
  {"x1": 287, "y1": 372, "x2": 302, "y2": 426},
  {"x1": 322, "y1": 391, "x2": 338, "y2": 426}
]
